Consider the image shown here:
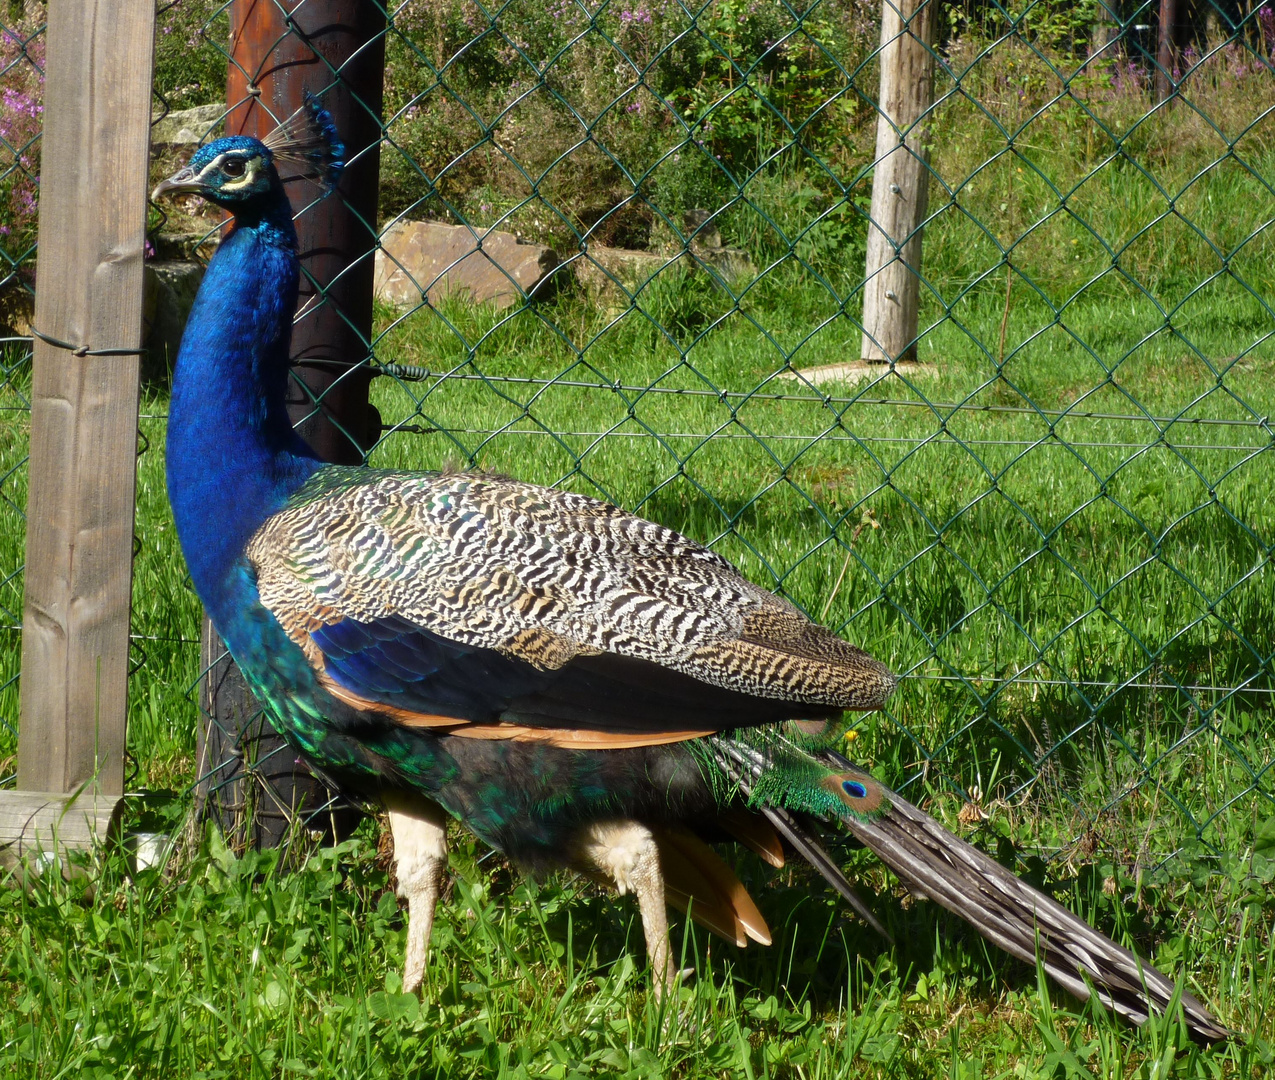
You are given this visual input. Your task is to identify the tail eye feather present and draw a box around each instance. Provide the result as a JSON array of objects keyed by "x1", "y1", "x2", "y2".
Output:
[{"x1": 820, "y1": 771, "x2": 889, "y2": 817}]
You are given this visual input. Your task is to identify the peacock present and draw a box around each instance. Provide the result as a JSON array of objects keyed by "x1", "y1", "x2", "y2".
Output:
[{"x1": 153, "y1": 98, "x2": 1226, "y2": 1041}]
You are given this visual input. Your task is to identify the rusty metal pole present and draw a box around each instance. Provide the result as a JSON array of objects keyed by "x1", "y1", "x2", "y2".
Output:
[
  {"x1": 195, "y1": 0, "x2": 385, "y2": 848},
  {"x1": 226, "y1": 0, "x2": 386, "y2": 458}
]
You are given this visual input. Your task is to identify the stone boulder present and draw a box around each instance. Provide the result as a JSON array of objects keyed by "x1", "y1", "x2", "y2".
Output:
[
  {"x1": 375, "y1": 221, "x2": 561, "y2": 309},
  {"x1": 571, "y1": 245, "x2": 670, "y2": 302},
  {"x1": 153, "y1": 228, "x2": 219, "y2": 262},
  {"x1": 151, "y1": 104, "x2": 224, "y2": 148},
  {"x1": 682, "y1": 208, "x2": 755, "y2": 286},
  {"x1": 142, "y1": 260, "x2": 204, "y2": 384}
]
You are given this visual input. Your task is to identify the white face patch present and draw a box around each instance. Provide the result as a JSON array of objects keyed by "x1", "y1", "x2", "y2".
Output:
[{"x1": 194, "y1": 151, "x2": 263, "y2": 192}]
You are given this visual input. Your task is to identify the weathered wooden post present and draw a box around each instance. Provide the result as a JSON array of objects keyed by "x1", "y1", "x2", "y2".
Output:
[
  {"x1": 3, "y1": 0, "x2": 156, "y2": 858},
  {"x1": 860, "y1": 0, "x2": 937, "y2": 365},
  {"x1": 196, "y1": 0, "x2": 385, "y2": 847},
  {"x1": 1156, "y1": 0, "x2": 1177, "y2": 101},
  {"x1": 1089, "y1": 1, "x2": 1121, "y2": 62}
]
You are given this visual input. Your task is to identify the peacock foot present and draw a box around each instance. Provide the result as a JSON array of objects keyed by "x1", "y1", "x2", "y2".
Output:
[{"x1": 383, "y1": 792, "x2": 449, "y2": 994}]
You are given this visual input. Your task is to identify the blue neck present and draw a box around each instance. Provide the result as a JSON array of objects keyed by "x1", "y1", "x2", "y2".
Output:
[{"x1": 167, "y1": 191, "x2": 322, "y2": 622}]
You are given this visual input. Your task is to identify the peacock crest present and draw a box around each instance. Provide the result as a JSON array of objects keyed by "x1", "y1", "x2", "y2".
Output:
[{"x1": 261, "y1": 90, "x2": 344, "y2": 192}]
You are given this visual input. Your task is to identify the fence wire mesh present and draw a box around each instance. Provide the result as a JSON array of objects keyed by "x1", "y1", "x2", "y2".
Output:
[
  {"x1": 0, "y1": 10, "x2": 42, "y2": 787},
  {"x1": 3, "y1": 0, "x2": 1273, "y2": 871}
]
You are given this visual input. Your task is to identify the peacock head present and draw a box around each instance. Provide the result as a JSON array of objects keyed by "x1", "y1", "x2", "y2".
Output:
[
  {"x1": 153, "y1": 136, "x2": 277, "y2": 208},
  {"x1": 152, "y1": 92, "x2": 344, "y2": 211}
]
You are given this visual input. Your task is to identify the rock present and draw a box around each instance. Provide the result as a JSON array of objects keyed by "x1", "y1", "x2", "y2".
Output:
[
  {"x1": 143, "y1": 260, "x2": 205, "y2": 384},
  {"x1": 572, "y1": 240, "x2": 754, "y2": 304},
  {"x1": 571, "y1": 245, "x2": 671, "y2": 302},
  {"x1": 570, "y1": 211, "x2": 754, "y2": 306},
  {"x1": 695, "y1": 245, "x2": 755, "y2": 285},
  {"x1": 683, "y1": 208, "x2": 722, "y2": 250},
  {"x1": 0, "y1": 284, "x2": 33, "y2": 338},
  {"x1": 374, "y1": 221, "x2": 561, "y2": 309},
  {"x1": 683, "y1": 208, "x2": 755, "y2": 286},
  {"x1": 151, "y1": 104, "x2": 224, "y2": 147},
  {"x1": 153, "y1": 229, "x2": 219, "y2": 262}
]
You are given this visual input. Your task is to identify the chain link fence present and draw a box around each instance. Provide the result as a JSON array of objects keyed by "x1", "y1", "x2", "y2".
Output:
[
  {"x1": 0, "y1": 9, "x2": 43, "y2": 788},
  {"x1": 4, "y1": 0, "x2": 1273, "y2": 869}
]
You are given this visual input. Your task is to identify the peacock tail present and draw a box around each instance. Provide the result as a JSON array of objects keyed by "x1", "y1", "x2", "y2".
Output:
[{"x1": 704, "y1": 729, "x2": 1225, "y2": 1037}]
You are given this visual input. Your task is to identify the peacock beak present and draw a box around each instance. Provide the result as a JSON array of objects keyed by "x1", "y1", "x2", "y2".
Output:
[{"x1": 151, "y1": 165, "x2": 203, "y2": 201}]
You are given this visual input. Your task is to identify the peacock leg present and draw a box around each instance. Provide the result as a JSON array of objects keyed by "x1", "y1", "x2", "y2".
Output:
[
  {"x1": 383, "y1": 792, "x2": 449, "y2": 994},
  {"x1": 574, "y1": 820, "x2": 678, "y2": 995}
]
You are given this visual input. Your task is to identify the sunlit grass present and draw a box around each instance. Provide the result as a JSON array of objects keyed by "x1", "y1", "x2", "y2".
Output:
[
  {"x1": 1, "y1": 820, "x2": 1273, "y2": 1077},
  {"x1": 1, "y1": 47, "x2": 1274, "y2": 1066}
]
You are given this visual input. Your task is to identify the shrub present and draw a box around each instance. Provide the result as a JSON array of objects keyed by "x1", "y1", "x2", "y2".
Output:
[
  {"x1": 379, "y1": 0, "x2": 879, "y2": 250},
  {"x1": 0, "y1": 18, "x2": 41, "y2": 300},
  {"x1": 153, "y1": 0, "x2": 231, "y2": 110}
]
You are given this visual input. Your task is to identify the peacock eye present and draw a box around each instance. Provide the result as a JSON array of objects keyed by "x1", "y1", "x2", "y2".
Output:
[{"x1": 221, "y1": 158, "x2": 247, "y2": 178}]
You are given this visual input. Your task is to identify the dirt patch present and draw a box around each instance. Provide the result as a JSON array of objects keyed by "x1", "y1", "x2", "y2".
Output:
[{"x1": 781, "y1": 359, "x2": 937, "y2": 386}]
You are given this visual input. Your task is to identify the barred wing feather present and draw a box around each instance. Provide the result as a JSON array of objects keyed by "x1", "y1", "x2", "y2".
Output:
[{"x1": 245, "y1": 469, "x2": 896, "y2": 745}]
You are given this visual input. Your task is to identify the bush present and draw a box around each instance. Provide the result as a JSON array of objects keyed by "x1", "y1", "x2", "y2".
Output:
[
  {"x1": 379, "y1": 0, "x2": 879, "y2": 250},
  {"x1": 0, "y1": 17, "x2": 41, "y2": 301},
  {"x1": 153, "y1": 1, "x2": 230, "y2": 110}
]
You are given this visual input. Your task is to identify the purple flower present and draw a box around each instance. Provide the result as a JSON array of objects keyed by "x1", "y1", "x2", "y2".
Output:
[
  {"x1": 1260, "y1": 6, "x2": 1275, "y2": 51},
  {"x1": 0, "y1": 30, "x2": 45, "y2": 252}
]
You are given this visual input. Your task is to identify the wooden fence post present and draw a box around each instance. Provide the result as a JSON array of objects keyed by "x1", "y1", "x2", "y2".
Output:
[
  {"x1": 195, "y1": 0, "x2": 385, "y2": 847},
  {"x1": 15, "y1": 0, "x2": 155, "y2": 799},
  {"x1": 1156, "y1": 0, "x2": 1177, "y2": 102},
  {"x1": 860, "y1": 0, "x2": 937, "y2": 364}
]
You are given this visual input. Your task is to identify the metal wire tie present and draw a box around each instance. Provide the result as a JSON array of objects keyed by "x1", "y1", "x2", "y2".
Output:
[{"x1": 29, "y1": 325, "x2": 147, "y2": 357}]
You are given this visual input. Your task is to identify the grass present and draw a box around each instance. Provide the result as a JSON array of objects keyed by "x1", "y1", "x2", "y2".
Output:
[
  {"x1": 2, "y1": 820, "x2": 1274, "y2": 1077},
  {"x1": 2, "y1": 12, "x2": 1274, "y2": 1073},
  {"x1": 4, "y1": 818, "x2": 1275, "y2": 1078},
  {"x1": 3, "y1": 262, "x2": 1274, "y2": 1074}
]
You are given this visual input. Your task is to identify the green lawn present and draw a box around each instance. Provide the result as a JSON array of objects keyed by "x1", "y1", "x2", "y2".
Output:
[
  {"x1": 3, "y1": 268, "x2": 1273, "y2": 1074},
  {"x1": 3, "y1": 819, "x2": 1274, "y2": 1077},
  {"x1": 2, "y1": 5, "x2": 1273, "y2": 1069}
]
